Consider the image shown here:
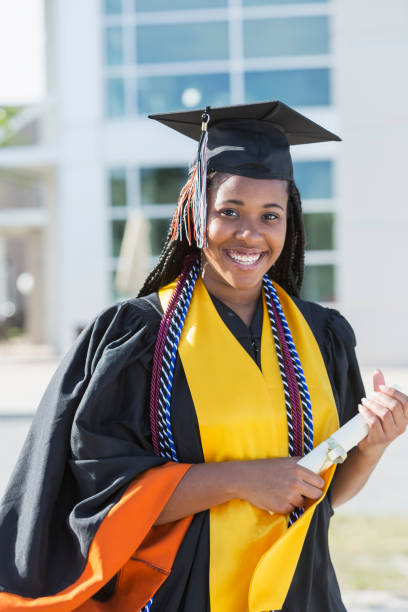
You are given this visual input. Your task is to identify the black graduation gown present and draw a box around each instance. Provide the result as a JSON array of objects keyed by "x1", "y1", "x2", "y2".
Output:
[{"x1": 0, "y1": 291, "x2": 365, "y2": 611}]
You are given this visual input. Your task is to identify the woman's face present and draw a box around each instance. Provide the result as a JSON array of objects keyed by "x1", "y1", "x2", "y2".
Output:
[{"x1": 201, "y1": 174, "x2": 288, "y2": 294}]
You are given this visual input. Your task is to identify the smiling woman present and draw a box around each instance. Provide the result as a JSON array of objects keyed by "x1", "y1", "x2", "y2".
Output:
[
  {"x1": 1, "y1": 101, "x2": 407, "y2": 612},
  {"x1": 202, "y1": 175, "x2": 288, "y2": 325}
]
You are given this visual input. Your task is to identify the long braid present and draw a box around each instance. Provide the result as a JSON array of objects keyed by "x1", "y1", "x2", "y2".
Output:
[
  {"x1": 138, "y1": 174, "x2": 306, "y2": 298},
  {"x1": 268, "y1": 181, "x2": 305, "y2": 297}
]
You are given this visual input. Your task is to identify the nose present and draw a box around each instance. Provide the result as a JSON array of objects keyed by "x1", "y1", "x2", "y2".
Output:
[{"x1": 234, "y1": 217, "x2": 263, "y2": 242}]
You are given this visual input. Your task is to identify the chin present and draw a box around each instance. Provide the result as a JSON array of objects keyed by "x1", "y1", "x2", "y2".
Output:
[{"x1": 222, "y1": 269, "x2": 266, "y2": 291}]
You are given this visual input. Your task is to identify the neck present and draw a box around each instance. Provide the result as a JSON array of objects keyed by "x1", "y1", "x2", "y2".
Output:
[{"x1": 200, "y1": 272, "x2": 262, "y2": 327}]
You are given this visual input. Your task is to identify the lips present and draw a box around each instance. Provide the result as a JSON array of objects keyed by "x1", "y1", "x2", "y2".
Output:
[{"x1": 224, "y1": 249, "x2": 265, "y2": 267}]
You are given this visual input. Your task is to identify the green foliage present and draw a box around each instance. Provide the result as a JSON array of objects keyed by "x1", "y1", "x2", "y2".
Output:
[{"x1": 0, "y1": 106, "x2": 22, "y2": 146}]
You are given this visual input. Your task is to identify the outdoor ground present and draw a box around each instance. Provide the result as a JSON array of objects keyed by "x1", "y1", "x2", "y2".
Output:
[{"x1": 1, "y1": 339, "x2": 408, "y2": 611}]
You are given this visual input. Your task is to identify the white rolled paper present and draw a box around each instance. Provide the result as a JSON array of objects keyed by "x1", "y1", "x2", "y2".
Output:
[
  {"x1": 266, "y1": 383, "x2": 406, "y2": 514},
  {"x1": 267, "y1": 414, "x2": 369, "y2": 515},
  {"x1": 298, "y1": 414, "x2": 368, "y2": 474}
]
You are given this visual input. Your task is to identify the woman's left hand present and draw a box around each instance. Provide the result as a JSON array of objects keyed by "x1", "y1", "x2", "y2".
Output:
[{"x1": 358, "y1": 369, "x2": 408, "y2": 459}]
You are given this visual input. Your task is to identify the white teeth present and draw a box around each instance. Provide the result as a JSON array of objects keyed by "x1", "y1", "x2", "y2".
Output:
[{"x1": 227, "y1": 251, "x2": 262, "y2": 265}]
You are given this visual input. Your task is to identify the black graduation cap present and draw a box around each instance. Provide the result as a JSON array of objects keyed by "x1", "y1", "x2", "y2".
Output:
[
  {"x1": 148, "y1": 101, "x2": 341, "y2": 248},
  {"x1": 149, "y1": 100, "x2": 341, "y2": 182}
]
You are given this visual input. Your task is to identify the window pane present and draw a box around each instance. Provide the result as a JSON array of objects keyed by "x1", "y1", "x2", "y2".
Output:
[
  {"x1": 104, "y1": 26, "x2": 124, "y2": 66},
  {"x1": 150, "y1": 218, "x2": 171, "y2": 255},
  {"x1": 103, "y1": 0, "x2": 122, "y2": 14},
  {"x1": 245, "y1": 68, "x2": 330, "y2": 107},
  {"x1": 105, "y1": 78, "x2": 125, "y2": 117},
  {"x1": 137, "y1": 73, "x2": 230, "y2": 115},
  {"x1": 302, "y1": 264, "x2": 335, "y2": 302},
  {"x1": 293, "y1": 161, "x2": 333, "y2": 199},
  {"x1": 110, "y1": 169, "x2": 127, "y2": 207},
  {"x1": 244, "y1": 17, "x2": 329, "y2": 58},
  {"x1": 135, "y1": 0, "x2": 227, "y2": 9},
  {"x1": 303, "y1": 213, "x2": 334, "y2": 251},
  {"x1": 111, "y1": 219, "x2": 127, "y2": 257},
  {"x1": 141, "y1": 167, "x2": 186, "y2": 204},
  {"x1": 136, "y1": 22, "x2": 229, "y2": 63},
  {"x1": 244, "y1": 0, "x2": 327, "y2": 4}
]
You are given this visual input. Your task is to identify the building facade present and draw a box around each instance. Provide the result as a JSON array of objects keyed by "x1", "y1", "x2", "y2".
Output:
[{"x1": 0, "y1": 0, "x2": 407, "y2": 366}]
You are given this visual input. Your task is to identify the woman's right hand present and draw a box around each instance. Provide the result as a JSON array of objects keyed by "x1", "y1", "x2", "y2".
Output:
[
  {"x1": 233, "y1": 458, "x2": 325, "y2": 515},
  {"x1": 155, "y1": 457, "x2": 325, "y2": 525}
]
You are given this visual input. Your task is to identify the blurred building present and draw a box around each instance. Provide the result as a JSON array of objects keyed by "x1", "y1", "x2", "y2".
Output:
[{"x1": 0, "y1": 0, "x2": 407, "y2": 365}]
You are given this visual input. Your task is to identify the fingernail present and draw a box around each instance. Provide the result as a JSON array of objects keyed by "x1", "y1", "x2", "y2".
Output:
[{"x1": 379, "y1": 385, "x2": 388, "y2": 391}]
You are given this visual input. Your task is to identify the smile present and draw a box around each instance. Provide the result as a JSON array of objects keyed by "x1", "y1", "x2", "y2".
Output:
[{"x1": 225, "y1": 250, "x2": 265, "y2": 267}]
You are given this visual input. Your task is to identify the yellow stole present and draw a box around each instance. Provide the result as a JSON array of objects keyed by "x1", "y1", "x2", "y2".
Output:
[{"x1": 159, "y1": 277, "x2": 339, "y2": 612}]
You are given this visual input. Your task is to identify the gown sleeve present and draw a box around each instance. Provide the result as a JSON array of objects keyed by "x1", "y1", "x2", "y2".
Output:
[
  {"x1": 0, "y1": 299, "x2": 192, "y2": 611},
  {"x1": 321, "y1": 308, "x2": 366, "y2": 427}
]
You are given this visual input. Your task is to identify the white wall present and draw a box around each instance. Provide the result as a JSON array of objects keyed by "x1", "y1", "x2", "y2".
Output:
[{"x1": 335, "y1": 0, "x2": 408, "y2": 366}]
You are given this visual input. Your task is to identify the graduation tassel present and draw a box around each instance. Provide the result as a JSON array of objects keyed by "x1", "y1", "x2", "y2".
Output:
[{"x1": 170, "y1": 109, "x2": 210, "y2": 248}]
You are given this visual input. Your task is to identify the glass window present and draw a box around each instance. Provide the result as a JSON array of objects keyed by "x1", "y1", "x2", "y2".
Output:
[
  {"x1": 105, "y1": 78, "x2": 126, "y2": 117},
  {"x1": 293, "y1": 161, "x2": 332, "y2": 199},
  {"x1": 135, "y1": 0, "x2": 227, "y2": 9},
  {"x1": 141, "y1": 167, "x2": 186, "y2": 204},
  {"x1": 104, "y1": 26, "x2": 124, "y2": 66},
  {"x1": 136, "y1": 22, "x2": 229, "y2": 64},
  {"x1": 110, "y1": 169, "x2": 127, "y2": 207},
  {"x1": 245, "y1": 68, "x2": 330, "y2": 107},
  {"x1": 303, "y1": 213, "x2": 334, "y2": 251},
  {"x1": 111, "y1": 219, "x2": 127, "y2": 257},
  {"x1": 137, "y1": 73, "x2": 230, "y2": 115},
  {"x1": 150, "y1": 218, "x2": 172, "y2": 255},
  {"x1": 103, "y1": 0, "x2": 122, "y2": 14},
  {"x1": 244, "y1": 16, "x2": 329, "y2": 58},
  {"x1": 244, "y1": 0, "x2": 327, "y2": 4},
  {"x1": 302, "y1": 264, "x2": 335, "y2": 302}
]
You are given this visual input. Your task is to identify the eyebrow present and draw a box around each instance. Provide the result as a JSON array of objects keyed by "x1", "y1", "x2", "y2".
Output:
[{"x1": 222, "y1": 198, "x2": 285, "y2": 211}]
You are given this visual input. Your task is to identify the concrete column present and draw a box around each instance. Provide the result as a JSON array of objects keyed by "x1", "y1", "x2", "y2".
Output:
[
  {"x1": 25, "y1": 230, "x2": 44, "y2": 344},
  {"x1": 52, "y1": 0, "x2": 109, "y2": 353}
]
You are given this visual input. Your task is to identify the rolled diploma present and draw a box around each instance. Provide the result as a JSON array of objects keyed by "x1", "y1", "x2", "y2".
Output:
[{"x1": 298, "y1": 414, "x2": 369, "y2": 474}]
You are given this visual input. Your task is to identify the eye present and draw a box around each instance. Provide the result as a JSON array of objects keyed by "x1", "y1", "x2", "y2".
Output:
[
  {"x1": 220, "y1": 208, "x2": 239, "y2": 217},
  {"x1": 263, "y1": 212, "x2": 280, "y2": 221}
]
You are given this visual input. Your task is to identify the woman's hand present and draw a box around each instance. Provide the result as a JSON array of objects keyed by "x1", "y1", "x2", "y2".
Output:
[
  {"x1": 235, "y1": 457, "x2": 324, "y2": 515},
  {"x1": 358, "y1": 369, "x2": 408, "y2": 460}
]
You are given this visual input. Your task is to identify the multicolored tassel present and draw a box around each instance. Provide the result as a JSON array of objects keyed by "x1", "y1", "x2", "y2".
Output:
[{"x1": 171, "y1": 110, "x2": 210, "y2": 248}]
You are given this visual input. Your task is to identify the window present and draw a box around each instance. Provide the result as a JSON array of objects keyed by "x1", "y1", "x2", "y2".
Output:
[
  {"x1": 293, "y1": 161, "x2": 333, "y2": 199},
  {"x1": 243, "y1": 0, "x2": 327, "y2": 5},
  {"x1": 302, "y1": 265, "x2": 335, "y2": 302},
  {"x1": 104, "y1": 26, "x2": 124, "y2": 66},
  {"x1": 103, "y1": 0, "x2": 122, "y2": 14},
  {"x1": 141, "y1": 167, "x2": 186, "y2": 254},
  {"x1": 149, "y1": 218, "x2": 172, "y2": 255},
  {"x1": 245, "y1": 68, "x2": 330, "y2": 107},
  {"x1": 140, "y1": 167, "x2": 186, "y2": 204},
  {"x1": 134, "y1": 0, "x2": 228, "y2": 11},
  {"x1": 303, "y1": 213, "x2": 334, "y2": 250},
  {"x1": 109, "y1": 169, "x2": 127, "y2": 207},
  {"x1": 105, "y1": 78, "x2": 126, "y2": 117},
  {"x1": 137, "y1": 73, "x2": 230, "y2": 115},
  {"x1": 244, "y1": 16, "x2": 329, "y2": 58},
  {"x1": 136, "y1": 22, "x2": 229, "y2": 64},
  {"x1": 111, "y1": 219, "x2": 127, "y2": 257}
]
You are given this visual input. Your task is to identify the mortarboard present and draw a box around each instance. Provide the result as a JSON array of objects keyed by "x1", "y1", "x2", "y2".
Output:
[{"x1": 149, "y1": 100, "x2": 341, "y2": 247}]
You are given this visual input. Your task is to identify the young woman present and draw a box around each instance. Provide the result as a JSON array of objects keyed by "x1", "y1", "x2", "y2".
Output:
[{"x1": 0, "y1": 101, "x2": 407, "y2": 612}]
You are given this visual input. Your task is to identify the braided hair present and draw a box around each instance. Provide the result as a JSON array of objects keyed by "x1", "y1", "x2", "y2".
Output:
[{"x1": 138, "y1": 172, "x2": 306, "y2": 298}]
